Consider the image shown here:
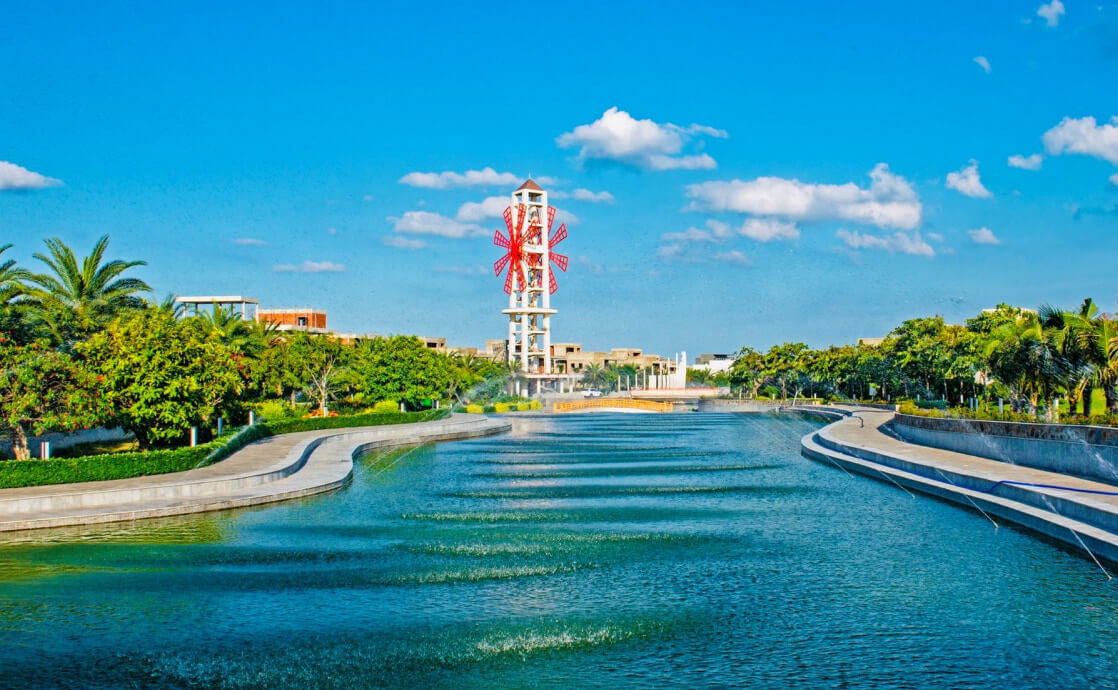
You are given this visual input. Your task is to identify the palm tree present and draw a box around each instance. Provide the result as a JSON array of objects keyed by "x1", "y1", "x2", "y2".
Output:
[
  {"x1": 24, "y1": 235, "x2": 150, "y2": 344},
  {"x1": 1077, "y1": 309, "x2": 1118, "y2": 415},
  {"x1": 983, "y1": 313, "x2": 1066, "y2": 416},
  {"x1": 1039, "y1": 300, "x2": 1094, "y2": 415},
  {"x1": 0, "y1": 244, "x2": 29, "y2": 307}
]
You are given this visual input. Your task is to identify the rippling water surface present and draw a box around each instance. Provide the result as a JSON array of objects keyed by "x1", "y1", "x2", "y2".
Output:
[{"x1": 2, "y1": 413, "x2": 1118, "y2": 688}]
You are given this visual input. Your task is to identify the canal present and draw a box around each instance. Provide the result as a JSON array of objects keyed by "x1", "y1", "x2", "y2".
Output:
[{"x1": 1, "y1": 413, "x2": 1117, "y2": 687}]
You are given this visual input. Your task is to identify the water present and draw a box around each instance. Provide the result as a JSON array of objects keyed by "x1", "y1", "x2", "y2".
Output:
[{"x1": 1, "y1": 413, "x2": 1117, "y2": 688}]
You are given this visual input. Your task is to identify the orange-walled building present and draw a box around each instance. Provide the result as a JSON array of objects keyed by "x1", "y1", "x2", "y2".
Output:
[{"x1": 258, "y1": 309, "x2": 327, "y2": 333}]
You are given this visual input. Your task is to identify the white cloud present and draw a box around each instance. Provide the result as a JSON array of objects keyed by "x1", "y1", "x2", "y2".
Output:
[
  {"x1": 1008, "y1": 153, "x2": 1044, "y2": 170},
  {"x1": 382, "y1": 236, "x2": 428, "y2": 250},
  {"x1": 556, "y1": 107, "x2": 726, "y2": 171},
  {"x1": 0, "y1": 161, "x2": 62, "y2": 191},
  {"x1": 973, "y1": 56, "x2": 992, "y2": 74},
  {"x1": 1111, "y1": 172, "x2": 1118, "y2": 186},
  {"x1": 738, "y1": 218, "x2": 800, "y2": 242},
  {"x1": 576, "y1": 255, "x2": 605, "y2": 274},
  {"x1": 550, "y1": 188, "x2": 615, "y2": 203},
  {"x1": 398, "y1": 167, "x2": 558, "y2": 189},
  {"x1": 686, "y1": 164, "x2": 921, "y2": 230},
  {"x1": 363, "y1": 194, "x2": 374, "y2": 202},
  {"x1": 1043, "y1": 116, "x2": 1118, "y2": 165},
  {"x1": 660, "y1": 219, "x2": 733, "y2": 243},
  {"x1": 836, "y1": 229, "x2": 935, "y2": 257},
  {"x1": 273, "y1": 260, "x2": 346, "y2": 273},
  {"x1": 713, "y1": 250, "x2": 751, "y2": 266},
  {"x1": 456, "y1": 196, "x2": 507, "y2": 222},
  {"x1": 1037, "y1": 0, "x2": 1065, "y2": 26},
  {"x1": 945, "y1": 160, "x2": 993, "y2": 198},
  {"x1": 389, "y1": 211, "x2": 487, "y2": 238},
  {"x1": 968, "y1": 227, "x2": 1001, "y2": 245},
  {"x1": 231, "y1": 237, "x2": 267, "y2": 246}
]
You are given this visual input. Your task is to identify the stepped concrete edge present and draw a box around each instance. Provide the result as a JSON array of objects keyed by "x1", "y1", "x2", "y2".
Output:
[
  {"x1": 0, "y1": 414, "x2": 511, "y2": 532},
  {"x1": 798, "y1": 407, "x2": 1118, "y2": 564}
]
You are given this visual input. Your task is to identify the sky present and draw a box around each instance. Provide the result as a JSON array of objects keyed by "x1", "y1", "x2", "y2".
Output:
[{"x1": 2, "y1": 1, "x2": 1117, "y2": 357}]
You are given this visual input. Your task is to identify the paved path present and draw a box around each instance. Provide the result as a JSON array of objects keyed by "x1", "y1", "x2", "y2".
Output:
[
  {"x1": 799, "y1": 407, "x2": 1118, "y2": 566},
  {"x1": 0, "y1": 414, "x2": 510, "y2": 533}
]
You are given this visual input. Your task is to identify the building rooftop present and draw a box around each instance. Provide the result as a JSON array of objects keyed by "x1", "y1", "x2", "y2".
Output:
[
  {"x1": 516, "y1": 178, "x2": 542, "y2": 192},
  {"x1": 175, "y1": 295, "x2": 259, "y2": 305}
]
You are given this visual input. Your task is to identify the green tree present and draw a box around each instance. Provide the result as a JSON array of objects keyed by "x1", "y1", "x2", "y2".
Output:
[
  {"x1": 348, "y1": 335, "x2": 451, "y2": 409},
  {"x1": 24, "y1": 235, "x2": 151, "y2": 346},
  {"x1": 729, "y1": 347, "x2": 764, "y2": 397},
  {"x1": 287, "y1": 333, "x2": 348, "y2": 415},
  {"x1": 78, "y1": 311, "x2": 242, "y2": 447},
  {"x1": 0, "y1": 338, "x2": 104, "y2": 459}
]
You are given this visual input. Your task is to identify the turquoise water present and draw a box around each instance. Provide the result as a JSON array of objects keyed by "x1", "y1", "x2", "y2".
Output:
[{"x1": 2, "y1": 413, "x2": 1118, "y2": 688}]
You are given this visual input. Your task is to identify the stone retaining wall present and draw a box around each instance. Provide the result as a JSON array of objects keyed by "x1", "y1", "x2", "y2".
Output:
[{"x1": 892, "y1": 413, "x2": 1118, "y2": 484}]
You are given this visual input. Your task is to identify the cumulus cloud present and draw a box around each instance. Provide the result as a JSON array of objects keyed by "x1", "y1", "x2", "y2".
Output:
[
  {"x1": 1008, "y1": 153, "x2": 1044, "y2": 170},
  {"x1": 660, "y1": 219, "x2": 733, "y2": 244},
  {"x1": 968, "y1": 227, "x2": 1001, "y2": 245},
  {"x1": 231, "y1": 237, "x2": 267, "y2": 246},
  {"x1": 399, "y1": 167, "x2": 557, "y2": 189},
  {"x1": 1111, "y1": 172, "x2": 1118, "y2": 186},
  {"x1": 0, "y1": 161, "x2": 62, "y2": 191},
  {"x1": 973, "y1": 56, "x2": 992, "y2": 74},
  {"x1": 456, "y1": 196, "x2": 507, "y2": 222},
  {"x1": 1037, "y1": 0, "x2": 1065, "y2": 27},
  {"x1": 945, "y1": 160, "x2": 992, "y2": 198},
  {"x1": 382, "y1": 236, "x2": 428, "y2": 250},
  {"x1": 273, "y1": 260, "x2": 346, "y2": 273},
  {"x1": 686, "y1": 164, "x2": 921, "y2": 230},
  {"x1": 556, "y1": 107, "x2": 726, "y2": 171},
  {"x1": 389, "y1": 211, "x2": 487, "y2": 238},
  {"x1": 713, "y1": 250, "x2": 751, "y2": 266},
  {"x1": 1043, "y1": 116, "x2": 1118, "y2": 165},
  {"x1": 550, "y1": 188, "x2": 615, "y2": 202},
  {"x1": 738, "y1": 218, "x2": 800, "y2": 242},
  {"x1": 836, "y1": 229, "x2": 934, "y2": 257}
]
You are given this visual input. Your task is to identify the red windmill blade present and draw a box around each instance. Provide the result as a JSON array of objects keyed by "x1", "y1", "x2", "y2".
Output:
[
  {"x1": 540, "y1": 217, "x2": 569, "y2": 294},
  {"x1": 493, "y1": 207, "x2": 527, "y2": 294}
]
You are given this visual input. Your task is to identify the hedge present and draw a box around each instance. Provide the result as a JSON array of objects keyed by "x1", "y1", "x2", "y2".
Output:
[{"x1": 0, "y1": 409, "x2": 449, "y2": 489}]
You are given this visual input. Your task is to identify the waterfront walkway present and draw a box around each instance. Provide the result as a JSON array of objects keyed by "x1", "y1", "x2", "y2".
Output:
[
  {"x1": 0, "y1": 414, "x2": 510, "y2": 533},
  {"x1": 799, "y1": 406, "x2": 1118, "y2": 565}
]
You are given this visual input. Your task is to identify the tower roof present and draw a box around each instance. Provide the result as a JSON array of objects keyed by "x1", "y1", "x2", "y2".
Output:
[{"x1": 516, "y1": 178, "x2": 543, "y2": 192}]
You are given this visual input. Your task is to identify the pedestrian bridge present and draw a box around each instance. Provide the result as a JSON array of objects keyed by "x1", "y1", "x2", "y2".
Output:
[{"x1": 553, "y1": 398, "x2": 675, "y2": 414}]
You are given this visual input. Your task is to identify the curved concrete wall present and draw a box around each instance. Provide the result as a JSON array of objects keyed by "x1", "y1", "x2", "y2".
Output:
[{"x1": 892, "y1": 414, "x2": 1118, "y2": 484}]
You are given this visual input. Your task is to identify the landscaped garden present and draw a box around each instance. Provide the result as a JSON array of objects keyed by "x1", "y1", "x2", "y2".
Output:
[
  {"x1": 0, "y1": 236, "x2": 517, "y2": 484},
  {"x1": 726, "y1": 301, "x2": 1118, "y2": 427}
]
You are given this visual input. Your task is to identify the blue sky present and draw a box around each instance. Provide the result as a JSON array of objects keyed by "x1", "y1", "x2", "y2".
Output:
[{"x1": 2, "y1": 1, "x2": 1117, "y2": 356}]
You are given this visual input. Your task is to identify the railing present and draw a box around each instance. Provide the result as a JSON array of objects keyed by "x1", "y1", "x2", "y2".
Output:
[{"x1": 553, "y1": 398, "x2": 674, "y2": 413}]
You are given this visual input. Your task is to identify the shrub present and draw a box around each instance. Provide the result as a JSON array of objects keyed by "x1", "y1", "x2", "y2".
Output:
[
  {"x1": 516, "y1": 402, "x2": 531, "y2": 412},
  {"x1": 493, "y1": 402, "x2": 511, "y2": 413},
  {"x1": 255, "y1": 399, "x2": 297, "y2": 422},
  {"x1": 483, "y1": 404, "x2": 496, "y2": 414},
  {"x1": 529, "y1": 400, "x2": 542, "y2": 410},
  {"x1": 465, "y1": 404, "x2": 484, "y2": 414},
  {"x1": 373, "y1": 400, "x2": 400, "y2": 414},
  {"x1": 0, "y1": 409, "x2": 449, "y2": 489}
]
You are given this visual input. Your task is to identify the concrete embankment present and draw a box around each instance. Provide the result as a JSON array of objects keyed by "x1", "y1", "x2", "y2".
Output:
[
  {"x1": 0, "y1": 414, "x2": 510, "y2": 533},
  {"x1": 801, "y1": 408, "x2": 1118, "y2": 565},
  {"x1": 892, "y1": 413, "x2": 1118, "y2": 484}
]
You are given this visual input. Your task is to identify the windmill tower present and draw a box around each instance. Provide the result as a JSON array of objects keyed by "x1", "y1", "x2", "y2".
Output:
[{"x1": 493, "y1": 179, "x2": 569, "y2": 385}]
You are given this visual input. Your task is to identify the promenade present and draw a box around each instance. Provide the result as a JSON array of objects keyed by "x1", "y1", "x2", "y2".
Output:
[
  {"x1": 0, "y1": 414, "x2": 510, "y2": 533},
  {"x1": 800, "y1": 407, "x2": 1118, "y2": 566}
]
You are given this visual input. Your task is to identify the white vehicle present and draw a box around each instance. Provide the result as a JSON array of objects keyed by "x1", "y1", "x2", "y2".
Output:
[{"x1": 582, "y1": 389, "x2": 603, "y2": 398}]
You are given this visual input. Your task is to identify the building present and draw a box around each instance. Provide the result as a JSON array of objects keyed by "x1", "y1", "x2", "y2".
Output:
[
  {"x1": 857, "y1": 337, "x2": 886, "y2": 347},
  {"x1": 174, "y1": 295, "x2": 259, "y2": 320},
  {"x1": 692, "y1": 353, "x2": 735, "y2": 374},
  {"x1": 258, "y1": 308, "x2": 328, "y2": 333}
]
